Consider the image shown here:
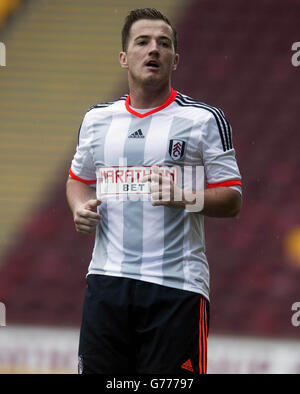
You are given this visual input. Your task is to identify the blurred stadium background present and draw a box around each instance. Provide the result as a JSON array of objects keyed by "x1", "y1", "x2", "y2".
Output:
[{"x1": 0, "y1": 0, "x2": 300, "y2": 374}]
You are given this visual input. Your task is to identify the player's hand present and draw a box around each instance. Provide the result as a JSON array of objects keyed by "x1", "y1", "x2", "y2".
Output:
[
  {"x1": 73, "y1": 199, "x2": 102, "y2": 234},
  {"x1": 142, "y1": 166, "x2": 185, "y2": 208}
]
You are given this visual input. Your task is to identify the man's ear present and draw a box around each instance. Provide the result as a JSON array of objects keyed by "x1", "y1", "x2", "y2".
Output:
[
  {"x1": 172, "y1": 53, "x2": 179, "y2": 71},
  {"x1": 119, "y1": 51, "x2": 128, "y2": 69}
]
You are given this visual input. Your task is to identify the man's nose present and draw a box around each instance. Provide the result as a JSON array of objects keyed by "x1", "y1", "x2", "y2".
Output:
[{"x1": 148, "y1": 40, "x2": 159, "y2": 55}]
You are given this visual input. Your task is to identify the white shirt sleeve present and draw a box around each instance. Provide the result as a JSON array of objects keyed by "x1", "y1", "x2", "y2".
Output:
[
  {"x1": 69, "y1": 113, "x2": 97, "y2": 185},
  {"x1": 200, "y1": 111, "x2": 242, "y2": 193}
]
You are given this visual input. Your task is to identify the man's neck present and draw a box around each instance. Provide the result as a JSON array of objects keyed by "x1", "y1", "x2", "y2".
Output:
[{"x1": 128, "y1": 83, "x2": 172, "y2": 109}]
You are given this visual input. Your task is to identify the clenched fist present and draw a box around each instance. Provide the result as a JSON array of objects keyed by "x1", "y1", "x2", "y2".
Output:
[{"x1": 73, "y1": 199, "x2": 102, "y2": 234}]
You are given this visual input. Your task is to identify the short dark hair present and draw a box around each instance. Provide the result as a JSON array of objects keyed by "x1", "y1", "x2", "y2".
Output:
[{"x1": 121, "y1": 8, "x2": 178, "y2": 52}]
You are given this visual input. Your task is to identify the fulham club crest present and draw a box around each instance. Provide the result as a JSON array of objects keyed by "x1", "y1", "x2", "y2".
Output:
[{"x1": 169, "y1": 139, "x2": 186, "y2": 161}]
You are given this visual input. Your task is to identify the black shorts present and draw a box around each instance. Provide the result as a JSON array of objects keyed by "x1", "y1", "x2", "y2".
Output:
[{"x1": 78, "y1": 274, "x2": 209, "y2": 375}]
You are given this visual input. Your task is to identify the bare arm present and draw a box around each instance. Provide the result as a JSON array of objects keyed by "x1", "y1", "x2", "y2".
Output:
[
  {"x1": 66, "y1": 178, "x2": 102, "y2": 234},
  {"x1": 166, "y1": 187, "x2": 242, "y2": 218},
  {"x1": 142, "y1": 167, "x2": 242, "y2": 218},
  {"x1": 200, "y1": 187, "x2": 242, "y2": 218}
]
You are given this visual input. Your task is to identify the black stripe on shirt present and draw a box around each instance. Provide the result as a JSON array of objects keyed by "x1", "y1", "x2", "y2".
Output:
[
  {"x1": 176, "y1": 93, "x2": 232, "y2": 150},
  {"x1": 77, "y1": 96, "x2": 127, "y2": 144},
  {"x1": 87, "y1": 95, "x2": 127, "y2": 113},
  {"x1": 175, "y1": 93, "x2": 232, "y2": 151}
]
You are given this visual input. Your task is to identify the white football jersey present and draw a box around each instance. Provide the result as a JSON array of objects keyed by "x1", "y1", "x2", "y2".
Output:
[{"x1": 69, "y1": 89, "x2": 242, "y2": 300}]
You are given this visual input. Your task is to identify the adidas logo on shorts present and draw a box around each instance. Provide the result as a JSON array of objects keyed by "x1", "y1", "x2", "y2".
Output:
[{"x1": 181, "y1": 359, "x2": 194, "y2": 372}]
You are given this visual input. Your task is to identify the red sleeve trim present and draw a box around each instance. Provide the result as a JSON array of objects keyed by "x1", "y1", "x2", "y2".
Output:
[
  {"x1": 125, "y1": 88, "x2": 177, "y2": 118},
  {"x1": 207, "y1": 180, "x2": 242, "y2": 189},
  {"x1": 69, "y1": 169, "x2": 96, "y2": 185}
]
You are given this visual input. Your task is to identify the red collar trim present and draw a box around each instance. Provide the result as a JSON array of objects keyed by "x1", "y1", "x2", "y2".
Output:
[{"x1": 125, "y1": 88, "x2": 177, "y2": 118}]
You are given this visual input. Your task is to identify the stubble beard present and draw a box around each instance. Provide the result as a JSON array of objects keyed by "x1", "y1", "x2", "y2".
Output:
[{"x1": 129, "y1": 67, "x2": 169, "y2": 91}]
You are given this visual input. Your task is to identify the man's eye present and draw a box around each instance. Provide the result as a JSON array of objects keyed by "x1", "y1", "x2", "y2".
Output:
[
  {"x1": 137, "y1": 41, "x2": 147, "y2": 46},
  {"x1": 161, "y1": 42, "x2": 171, "y2": 48}
]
